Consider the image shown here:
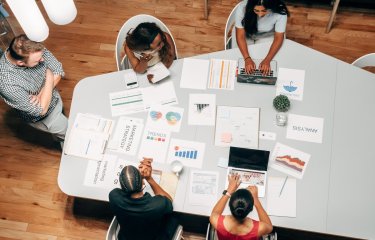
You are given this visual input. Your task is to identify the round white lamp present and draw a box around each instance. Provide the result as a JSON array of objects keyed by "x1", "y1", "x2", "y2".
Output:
[
  {"x1": 41, "y1": 0, "x2": 77, "y2": 25},
  {"x1": 6, "y1": 0, "x2": 49, "y2": 42}
]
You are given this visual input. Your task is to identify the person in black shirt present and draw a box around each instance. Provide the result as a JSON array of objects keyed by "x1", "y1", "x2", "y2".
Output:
[{"x1": 109, "y1": 158, "x2": 178, "y2": 240}]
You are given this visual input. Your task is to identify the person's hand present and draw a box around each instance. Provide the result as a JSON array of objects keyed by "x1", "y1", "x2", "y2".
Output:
[
  {"x1": 139, "y1": 157, "x2": 153, "y2": 180},
  {"x1": 227, "y1": 173, "x2": 241, "y2": 194},
  {"x1": 140, "y1": 53, "x2": 153, "y2": 63},
  {"x1": 245, "y1": 57, "x2": 256, "y2": 74},
  {"x1": 248, "y1": 185, "x2": 259, "y2": 200},
  {"x1": 259, "y1": 59, "x2": 271, "y2": 76},
  {"x1": 29, "y1": 94, "x2": 41, "y2": 106}
]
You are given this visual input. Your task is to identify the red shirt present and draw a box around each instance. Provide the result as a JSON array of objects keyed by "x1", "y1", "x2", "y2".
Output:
[{"x1": 216, "y1": 215, "x2": 259, "y2": 240}]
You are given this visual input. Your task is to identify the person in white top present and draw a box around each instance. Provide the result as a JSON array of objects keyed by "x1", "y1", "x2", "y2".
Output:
[
  {"x1": 124, "y1": 22, "x2": 176, "y2": 74},
  {"x1": 235, "y1": 0, "x2": 289, "y2": 75}
]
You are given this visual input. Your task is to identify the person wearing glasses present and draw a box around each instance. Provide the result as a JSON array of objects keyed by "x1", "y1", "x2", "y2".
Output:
[
  {"x1": 234, "y1": 0, "x2": 289, "y2": 74},
  {"x1": 210, "y1": 174, "x2": 273, "y2": 240},
  {"x1": 124, "y1": 22, "x2": 176, "y2": 73},
  {"x1": 109, "y1": 158, "x2": 179, "y2": 240},
  {"x1": 0, "y1": 34, "x2": 67, "y2": 143}
]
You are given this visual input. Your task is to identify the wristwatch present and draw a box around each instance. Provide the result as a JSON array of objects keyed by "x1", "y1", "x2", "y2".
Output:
[{"x1": 222, "y1": 190, "x2": 231, "y2": 198}]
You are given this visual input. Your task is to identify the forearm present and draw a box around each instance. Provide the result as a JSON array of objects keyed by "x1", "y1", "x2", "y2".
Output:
[
  {"x1": 147, "y1": 177, "x2": 172, "y2": 201},
  {"x1": 211, "y1": 195, "x2": 229, "y2": 216},
  {"x1": 264, "y1": 33, "x2": 284, "y2": 61},
  {"x1": 254, "y1": 199, "x2": 272, "y2": 226},
  {"x1": 236, "y1": 28, "x2": 251, "y2": 59},
  {"x1": 53, "y1": 74, "x2": 62, "y2": 87}
]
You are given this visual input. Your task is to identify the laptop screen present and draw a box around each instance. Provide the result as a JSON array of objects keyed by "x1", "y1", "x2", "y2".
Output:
[{"x1": 228, "y1": 147, "x2": 270, "y2": 171}]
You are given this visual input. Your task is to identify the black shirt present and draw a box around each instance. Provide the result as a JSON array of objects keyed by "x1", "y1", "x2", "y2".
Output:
[{"x1": 109, "y1": 189, "x2": 173, "y2": 240}]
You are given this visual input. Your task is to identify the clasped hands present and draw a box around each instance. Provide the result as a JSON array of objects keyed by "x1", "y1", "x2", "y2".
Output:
[
  {"x1": 29, "y1": 69, "x2": 54, "y2": 107},
  {"x1": 138, "y1": 157, "x2": 153, "y2": 180}
]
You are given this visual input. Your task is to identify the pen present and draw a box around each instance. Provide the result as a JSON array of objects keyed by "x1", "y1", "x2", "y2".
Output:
[{"x1": 279, "y1": 176, "x2": 288, "y2": 197}]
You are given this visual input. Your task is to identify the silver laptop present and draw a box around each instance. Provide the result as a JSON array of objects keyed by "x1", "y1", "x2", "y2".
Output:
[
  {"x1": 226, "y1": 147, "x2": 270, "y2": 197},
  {"x1": 237, "y1": 58, "x2": 278, "y2": 85}
]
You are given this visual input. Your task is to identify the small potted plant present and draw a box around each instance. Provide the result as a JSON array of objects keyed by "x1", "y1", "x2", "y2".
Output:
[{"x1": 273, "y1": 94, "x2": 290, "y2": 126}]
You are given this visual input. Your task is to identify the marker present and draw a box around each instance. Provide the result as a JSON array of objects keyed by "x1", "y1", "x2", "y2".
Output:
[{"x1": 279, "y1": 176, "x2": 288, "y2": 197}]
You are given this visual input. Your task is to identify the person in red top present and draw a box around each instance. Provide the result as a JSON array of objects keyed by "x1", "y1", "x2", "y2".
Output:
[{"x1": 210, "y1": 174, "x2": 273, "y2": 239}]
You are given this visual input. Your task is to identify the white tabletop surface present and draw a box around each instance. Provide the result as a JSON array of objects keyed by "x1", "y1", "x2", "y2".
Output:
[{"x1": 58, "y1": 40, "x2": 375, "y2": 239}]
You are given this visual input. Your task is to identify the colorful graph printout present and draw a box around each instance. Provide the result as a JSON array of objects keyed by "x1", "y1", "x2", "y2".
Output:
[
  {"x1": 270, "y1": 142, "x2": 311, "y2": 179},
  {"x1": 109, "y1": 88, "x2": 144, "y2": 116},
  {"x1": 146, "y1": 105, "x2": 184, "y2": 132},
  {"x1": 207, "y1": 59, "x2": 237, "y2": 90},
  {"x1": 138, "y1": 127, "x2": 171, "y2": 163},
  {"x1": 276, "y1": 68, "x2": 305, "y2": 101},
  {"x1": 167, "y1": 139, "x2": 206, "y2": 169}
]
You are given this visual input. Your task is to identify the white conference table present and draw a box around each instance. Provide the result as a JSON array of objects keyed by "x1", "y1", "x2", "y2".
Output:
[{"x1": 58, "y1": 40, "x2": 375, "y2": 239}]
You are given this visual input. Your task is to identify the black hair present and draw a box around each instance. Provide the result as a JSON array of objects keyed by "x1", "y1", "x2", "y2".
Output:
[
  {"x1": 229, "y1": 189, "x2": 254, "y2": 221},
  {"x1": 242, "y1": 0, "x2": 289, "y2": 36},
  {"x1": 125, "y1": 22, "x2": 170, "y2": 63},
  {"x1": 119, "y1": 165, "x2": 143, "y2": 195}
]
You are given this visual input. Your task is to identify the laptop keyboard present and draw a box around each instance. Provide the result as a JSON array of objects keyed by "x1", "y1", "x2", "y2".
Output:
[{"x1": 240, "y1": 68, "x2": 274, "y2": 77}]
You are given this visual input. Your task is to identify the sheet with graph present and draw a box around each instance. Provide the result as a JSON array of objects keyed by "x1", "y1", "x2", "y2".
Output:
[
  {"x1": 188, "y1": 93, "x2": 216, "y2": 126},
  {"x1": 214, "y1": 106, "x2": 260, "y2": 149},
  {"x1": 167, "y1": 138, "x2": 206, "y2": 169}
]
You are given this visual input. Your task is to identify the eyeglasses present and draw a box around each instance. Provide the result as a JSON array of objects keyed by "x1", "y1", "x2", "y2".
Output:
[{"x1": 253, "y1": 9, "x2": 268, "y2": 13}]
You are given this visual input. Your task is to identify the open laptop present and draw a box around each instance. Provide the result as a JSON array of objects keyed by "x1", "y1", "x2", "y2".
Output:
[
  {"x1": 237, "y1": 58, "x2": 278, "y2": 85},
  {"x1": 226, "y1": 147, "x2": 270, "y2": 197}
]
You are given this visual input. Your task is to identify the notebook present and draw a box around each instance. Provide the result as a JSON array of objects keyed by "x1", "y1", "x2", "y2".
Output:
[
  {"x1": 237, "y1": 58, "x2": 278, "y2": 85},
  {"x1": 226, "y1": 147, "x2": 270, "y2": 197}
]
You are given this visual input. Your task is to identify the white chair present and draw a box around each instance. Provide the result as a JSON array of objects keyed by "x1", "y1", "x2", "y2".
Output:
[
  {"x1": 106, "y1": 217, "x2": 120, "y2": 240},
  {"x1": 115, "y1": 14, "x2": 178, "y2": 71},
  {"x1": 106, "y1": 216, "x2": 184, "y2": 240},
  {"x1": 352, "y1": 53, "x2": 375, "y2": 68},
  {"x1": 224, "y1": 3, "x2": 242, "y2": 50}
]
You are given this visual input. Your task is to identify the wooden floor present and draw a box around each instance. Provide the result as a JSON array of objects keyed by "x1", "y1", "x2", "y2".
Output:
[{"x1": 0, "y1": 0, "x2": 374, "y2": 239}]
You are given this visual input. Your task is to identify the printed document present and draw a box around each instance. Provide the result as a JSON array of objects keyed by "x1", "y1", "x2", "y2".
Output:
[
  {"x1": 188, "y1": 94, "x2": 216, "y2": 126},
  {"x1": 180, "y1": 58, "x2": 209, "y2": 90},
  {"x1": 188, "y1": 170, "x2": 219, "y2": 207},
  {"x1": 276, "y1": 68, "x2": 305, "y2": 101},
  {"x1": 207, "y1": 59, "x2": 237, "y2": 90},
  {"x1": 266, "y1": 177, "x2": 296, "y2": 217}
]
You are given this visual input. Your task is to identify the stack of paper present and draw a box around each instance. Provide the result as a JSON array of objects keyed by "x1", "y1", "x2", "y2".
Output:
[
  {"x1": 64, "y1": 113, "x2": 113, "y2": 160},
  {"x1": 207, "y1": 59, "x2": 237, "y2": 90}
]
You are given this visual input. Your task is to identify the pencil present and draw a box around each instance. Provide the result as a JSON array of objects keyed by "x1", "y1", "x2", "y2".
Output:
[{"x1": 279, "y1": 176, "x2": 288, "y2": 197}]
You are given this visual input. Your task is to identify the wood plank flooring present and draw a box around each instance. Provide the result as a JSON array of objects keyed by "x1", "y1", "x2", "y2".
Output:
[{"x1": 0, "y1": 0, "x2": 374, "y2": 239}]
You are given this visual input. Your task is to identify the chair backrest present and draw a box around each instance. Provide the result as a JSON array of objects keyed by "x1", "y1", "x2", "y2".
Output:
[
  {"x1": 352, "y1": 53, "x2": 375, "y2": 68},
  {"x1": 106, "y1": 216, "x2": 120, "y2": 240},
  {"x1": 206, "y1": 223, "x2": 218, "y2": 240},
  {"x1": 115, "y1": 14, "x2": 178, "y2": 71},
  {"x1": 224, "y1": 2, "x2": 242, "y2": 50},
  {"x1": 172, "y1": 224, "x2": 184, "y2": 240}
]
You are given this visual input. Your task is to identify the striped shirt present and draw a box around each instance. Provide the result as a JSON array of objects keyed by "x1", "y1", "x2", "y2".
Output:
[{"x1": 0, "y1": 49, "x2": 64, "y2": 122}]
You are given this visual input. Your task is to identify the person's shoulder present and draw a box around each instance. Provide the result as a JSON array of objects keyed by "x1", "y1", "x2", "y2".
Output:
[
  {"x1": 271, "y1": 12, "x2": 288, "y2": 20},
  {"x1": 109, "y1": 188, "x2": 125, "y2": 200}
]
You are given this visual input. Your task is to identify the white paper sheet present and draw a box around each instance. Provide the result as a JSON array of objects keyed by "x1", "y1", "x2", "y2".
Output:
[
  {"x1": 146, "y1": 105, "x2": 184, "y2": 132},
  {"x1": 65, "y1": 113, "x2": 113, "y2": 160},
  {"x1": 84, "y1": 154, "x2": 118, "y2": 188},
  {"x1": 215, "y1": 106, "x2": 259, "y2": 149},
  {"x1": 138, "y1": 127, "x2": 171, "y2": 163},
  {"x1": 270, "y1": 142, "x2": 311, "y2": 179},
  {"x1": 108, "y1": 117, "x2": 144, "y2": 155},
  {"x1": 276, "y1": 68, "x2": 305, "y2": 101},
  {"x1": 167, "y1": 138, "x2": 206, "y2": 169},
  {"x1": 188, "y1": 94, "x2": 216, "y2": 126},
  {"x1": 266, "y1": 177, "x2": 297, "y2": 217},
  {"x1": 208, "y1": 59, "x2": 237, "y2": 90},
  {"x1": 146, "y1": 62, "x2": 170, "y2": 83},
  {"x1": 188, "y1": 170, "x2": 219, "y2": 207},
  {"x1": 286, "y1": 114, "x2": 324, "y2": 143},
  {"x1": 180, "y1": 58, "x2": 209, "y2": 90},
  {"x1": 109, "y1": 88, "x2": 144, "y2": 116},
  {"x1": 142, "y1": 81, "x2": 178, "y2": 109}
]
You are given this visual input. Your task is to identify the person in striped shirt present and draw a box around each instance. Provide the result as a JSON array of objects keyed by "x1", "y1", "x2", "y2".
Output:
[{"x1": 0, "y1": 34, "x2": 67, "y2": 142}]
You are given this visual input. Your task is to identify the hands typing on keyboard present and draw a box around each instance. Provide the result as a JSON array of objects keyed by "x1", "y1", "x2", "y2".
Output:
[{"x1": 237, "y1": 58, "x2": 278, "y2": 85}]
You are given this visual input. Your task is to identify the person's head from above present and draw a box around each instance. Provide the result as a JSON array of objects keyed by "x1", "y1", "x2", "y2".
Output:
[
  {"x1": 229, "y1": 188, "x2": 254, "y2": 222},
  {"x1": 126, "y1": 22, "x2": 166, "y2": 54},
  {"x1": 119, "y1": 165, "x2": 144, "y2": 195},
  {"x1": 243, "y1": 0, "x2": 289, "y2": 35},
  {"x1": 8, "y1": 34, "x2": 45, "y2": 68}
]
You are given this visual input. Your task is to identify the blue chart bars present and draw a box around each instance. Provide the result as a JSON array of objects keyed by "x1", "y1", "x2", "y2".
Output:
[{"x1": 175, "y1": 149, "x2": 198, "y2": 159}]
